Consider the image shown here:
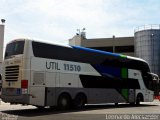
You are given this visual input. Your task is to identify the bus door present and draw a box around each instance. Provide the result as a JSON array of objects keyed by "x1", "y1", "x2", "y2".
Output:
[
  {"x1": 30, "y1": 72, "x2": 46, "y2": 106},
  {"x1": 143, "y1": 72, "x2": 157, "y2": 101},
  {"x1": 152, "y1": 74, "x2": 160, "y2": 99}
]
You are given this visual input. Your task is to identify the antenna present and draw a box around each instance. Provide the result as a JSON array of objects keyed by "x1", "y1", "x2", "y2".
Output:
[
  {"x1": 1, "y1": 19, "x2": 6, "y2": 24},
  {"x1": 76, "y1": 29, "x2": 80, "y2": 35},
  {"x1": 82, "y1": 28, "x2": 85, "y2": 31},
  {"x1": 76, "y1": 28, "x2": 86, "y2": 38},
  {"x1": 81, "y1": 28, "x2": 86, "y2": 38}
]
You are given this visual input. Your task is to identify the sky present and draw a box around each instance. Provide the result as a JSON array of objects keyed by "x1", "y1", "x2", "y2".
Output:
[{"x1": 0, "y1": 0, "x2": 160, "y2": 45}]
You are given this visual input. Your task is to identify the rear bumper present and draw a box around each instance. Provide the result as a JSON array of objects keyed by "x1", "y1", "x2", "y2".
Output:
[
  {"x1": 1, "y1": 94, "x2": 30, "y2": 104},
  {"x1": 1, "y1": 88, "x2": 30, "y2": 104}
]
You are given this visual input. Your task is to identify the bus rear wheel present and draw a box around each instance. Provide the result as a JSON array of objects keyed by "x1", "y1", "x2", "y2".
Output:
[
  {"x1": 36, "y1": 106, "x2": 45, "y2": 110},
  {"x1": 57, "y1": 93, "x2": 71, "y2": 110},
  {"x1": 73, "y1": 93, "x2": 86, "y2": 109}
]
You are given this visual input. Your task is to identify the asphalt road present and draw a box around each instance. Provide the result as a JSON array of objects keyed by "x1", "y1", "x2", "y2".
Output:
[{"x1": 0, "y1": 100, "x2": 160, "y2": 120}]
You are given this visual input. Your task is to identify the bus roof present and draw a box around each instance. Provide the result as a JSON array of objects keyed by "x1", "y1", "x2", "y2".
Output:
[
  {"x1": 9, "y1": 38, "x2": 148, "y2": 64},
  {"x1": 9, "y1": 38, "x2": 71, "y2": 48}
]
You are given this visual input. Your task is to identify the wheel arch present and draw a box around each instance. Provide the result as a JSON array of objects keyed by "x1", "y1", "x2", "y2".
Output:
[
  {"x1": 57, "y1": 92, "x2": 72, "y2": 100},
  {"x1": 136, "y1": 92, "x2": 144, "y2": 102}
]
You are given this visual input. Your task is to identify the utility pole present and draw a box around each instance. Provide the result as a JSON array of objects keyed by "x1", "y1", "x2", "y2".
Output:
[{"x1": 0, "y1": 19, "x2": 5, "y2": 76}]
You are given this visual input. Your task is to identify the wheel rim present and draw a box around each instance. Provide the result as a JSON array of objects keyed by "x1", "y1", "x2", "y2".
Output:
[
  {"x1": 61, "y1": 98, "x2": 67, "y2": 107},
  {"x1": 74, "y1": 94, "x2": 86, "y2": 108},
  {"x1": 58, "y1": 94, "x2": 71, "y2": 110}
]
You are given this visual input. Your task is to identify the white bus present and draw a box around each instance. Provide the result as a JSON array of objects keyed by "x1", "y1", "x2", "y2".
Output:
[{"x1": 1, "y1": 39, "x2": 157, "y2": 109}]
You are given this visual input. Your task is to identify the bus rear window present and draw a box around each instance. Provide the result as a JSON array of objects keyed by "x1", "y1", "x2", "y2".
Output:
[{"x1": 5, "y1": 41, "x2": 24, "y2": 59}]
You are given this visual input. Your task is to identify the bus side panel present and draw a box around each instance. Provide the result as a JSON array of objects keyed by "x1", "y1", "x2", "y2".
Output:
[
  {"x1": 59, "y1": 73, "x2": 79, "y2": 88},
  {"x1": 128, "y1": 69, "x2": 143, "y2": 102},
  {"x1": 87, "y1": 89, "x2": 126, "y2": 104},
  {"x1": 30, "y1": 86, "x2": 45, "y2": 106},
  {"x1": 46, "y1": 73, "x2": 81, "y2": 106},
  {"x1": 45, "y1": 72, "x2": 57, "y2": 106},
  {"x1": 128, "y1": 69, "x2": 154, "y2": 102},
  {"x1": 29, "y1": 57, "x2": 46, "y2": 106}
]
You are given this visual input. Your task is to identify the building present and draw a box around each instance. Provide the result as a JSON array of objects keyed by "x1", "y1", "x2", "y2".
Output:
[
  {"x1": 134, "y1": 25, "x2": 160, "y2": 76},
  {"x1": 69, "y1": 25, "x2": 160, "y2": 76},
  {"x1": 69, "y1": 34, "x2": 134, "y2": 56}
]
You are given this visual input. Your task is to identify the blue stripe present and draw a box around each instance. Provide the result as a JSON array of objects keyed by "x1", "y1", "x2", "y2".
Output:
[
  {"x1": 94, "y1": 65, "x2": 121, "y2": 78},
  {"x1": 72, "y1": 46, "x2": 120, "y2": 57}
]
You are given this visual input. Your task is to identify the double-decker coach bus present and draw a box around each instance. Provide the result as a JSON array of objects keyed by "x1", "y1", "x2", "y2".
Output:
[{"x1": 1, "y1": 39, "x2": 157, "y2": 109}]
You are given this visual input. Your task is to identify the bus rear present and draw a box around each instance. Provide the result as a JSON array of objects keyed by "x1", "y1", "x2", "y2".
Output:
[{"x1": 1, "y1": 39, "x2": 30, "y2": 104}]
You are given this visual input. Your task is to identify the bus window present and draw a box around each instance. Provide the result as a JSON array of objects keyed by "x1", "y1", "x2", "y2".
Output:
[
  {"x1": 151, "y1": 73, "x2": 160, "y2": 97},
  {"x1": 143, "y1": 72, "x2": 154, "y2": 91},
  {"x1": 5, "y1": 41, "x2": 24, "y2": 59}
]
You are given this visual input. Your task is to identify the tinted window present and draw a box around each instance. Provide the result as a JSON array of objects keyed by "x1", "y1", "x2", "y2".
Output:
[
  {"x1": 80, "y1": 75, "x2": 140, "y2": 89},
  {"x1": 5, "y1": 41, "x2": 24, "y2": 59},
  {"x1": 142, "y1": 72, "x2": 154, "y2": 90},
  {"x1": 32, "y1": 41, "x2": 109, "y2": 64},
  {"x1": 115, "y1": 46, "x2": 134, "y2": 53}
]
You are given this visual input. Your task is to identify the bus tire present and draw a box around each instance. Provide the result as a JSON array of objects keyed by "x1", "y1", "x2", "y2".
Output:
[
  {"x1": 36, "y1": 106, "x2": 45, "y2": 110},
  {"x1": 115, "y1": 103, "x2": 118, "y2": 106},
  {"x1": 73, "y1": 93, "x2": 87, "y2": 109},
  {"x1": 57, "y1": 93, "x2": 71, "y2": 110},
  {"x1": 130, "y1": 102, "x2": 135, "y2": 105}
]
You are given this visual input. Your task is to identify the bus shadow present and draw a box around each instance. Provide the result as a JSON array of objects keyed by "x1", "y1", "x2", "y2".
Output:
[{"x1": 1, "y1": 103, "x2": 158, "y2": 117}]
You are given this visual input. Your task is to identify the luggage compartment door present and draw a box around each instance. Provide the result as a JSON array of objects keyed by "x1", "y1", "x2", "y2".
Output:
[{"x1": 29, "y1": 72, "x2": 46, "y2": 106}]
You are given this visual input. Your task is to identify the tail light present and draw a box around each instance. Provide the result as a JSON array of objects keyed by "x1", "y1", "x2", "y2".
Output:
[
  {"x1": 21, "y1": 80, "x2": 28, "y2": 88},
  {"x1": 21, "y1": 80, "x2": 28, "y2": 94}
]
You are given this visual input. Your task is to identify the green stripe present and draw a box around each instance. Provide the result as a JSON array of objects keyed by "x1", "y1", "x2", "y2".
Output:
[
  {"x1": 121, "y1": 68, "x2": 128, "y2": 100},
  {"x1": 120, "y1": 54, "x2": 127, "y2": 58},
  {"x1": 121, "y1": 68, "x2": 128, "y2": 78}
]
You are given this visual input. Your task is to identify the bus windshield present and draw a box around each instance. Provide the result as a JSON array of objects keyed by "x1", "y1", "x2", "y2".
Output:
[{"x1": 5, "y1": 41, "x2": 24, "y2": 59}]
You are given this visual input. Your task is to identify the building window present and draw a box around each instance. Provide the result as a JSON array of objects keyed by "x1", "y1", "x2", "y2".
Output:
[
  {"x1": 90, "y1": 47, "x2": 113, "y2": 52},
  {"x1": 115, "y1": 46, "x2": 134, "y2": 53}
]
